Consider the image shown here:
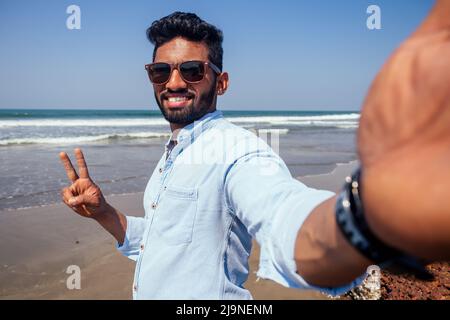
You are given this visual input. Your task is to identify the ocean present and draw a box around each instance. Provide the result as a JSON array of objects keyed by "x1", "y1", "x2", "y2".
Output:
[{"x1": 0, "y1": 109, "x2": 359, "y2": 210}]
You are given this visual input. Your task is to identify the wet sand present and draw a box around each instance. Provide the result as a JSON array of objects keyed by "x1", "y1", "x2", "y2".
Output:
[{"x1": 0, "y1": 161, "x2": 358, "y2": 299}]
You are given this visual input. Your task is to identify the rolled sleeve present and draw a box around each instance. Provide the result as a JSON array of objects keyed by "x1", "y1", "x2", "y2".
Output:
[
  {"x1": 117, "y1": 216, "x2": 147, "y2": 261},
  {"x1": 224, "y1": 147, "x2": 366, "y2": 296}
]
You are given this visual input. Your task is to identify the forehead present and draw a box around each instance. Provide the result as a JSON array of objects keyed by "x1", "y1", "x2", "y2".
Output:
[{"x1": 154, "y1": 37, "x2": 209, "y2": 64}]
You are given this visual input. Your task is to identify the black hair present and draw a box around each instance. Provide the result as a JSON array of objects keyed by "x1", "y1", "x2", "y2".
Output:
[{"x1": 146, "y1": 12, "x2": 224, "y2": 71}]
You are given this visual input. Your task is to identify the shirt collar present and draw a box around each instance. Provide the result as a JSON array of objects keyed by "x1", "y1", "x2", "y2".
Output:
[{"x1": 165, "y1": 110, "x2": 223, "y2": 148}]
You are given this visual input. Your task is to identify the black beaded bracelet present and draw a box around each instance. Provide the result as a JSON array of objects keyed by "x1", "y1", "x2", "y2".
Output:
[{"x1": 335, "y1": 166, "x2": 433, "y2": 280}]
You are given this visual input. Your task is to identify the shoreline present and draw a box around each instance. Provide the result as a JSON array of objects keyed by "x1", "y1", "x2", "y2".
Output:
[
  {"x1": 298, "y1": 160, "x2": 359, "y2": 179},
  {"x1": 0, "y1": 191, "x2": 146, "y2": 213},
  {"x1": 0, "y1": 161, "x2": 358, "y2": 299},
  {"x1": 1, "y1": 159, "x2": 358, "y2": 213}
]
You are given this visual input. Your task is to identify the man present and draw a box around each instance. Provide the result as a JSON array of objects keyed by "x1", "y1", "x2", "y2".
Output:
[{"x1": 59, "y1": 2, "x2": 450, "y2": 299}]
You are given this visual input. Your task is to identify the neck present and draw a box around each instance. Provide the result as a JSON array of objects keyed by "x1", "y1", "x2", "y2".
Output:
[
  {"x1": 169, "y1": 108, "x2": 217, "y2": 133},
  {"x1": 170, "y1": 122, "x2": 185, "y2": 132}
]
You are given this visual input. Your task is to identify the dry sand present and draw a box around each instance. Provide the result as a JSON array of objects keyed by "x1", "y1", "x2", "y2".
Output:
[{"x1": 0, "y1": 162, "x2": 358, "y2": 300}]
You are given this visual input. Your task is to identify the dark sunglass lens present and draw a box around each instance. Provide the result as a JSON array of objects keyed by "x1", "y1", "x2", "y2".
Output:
[
  {"x1": 180, "y1": 61, "x2": 205, "y2": 82},
  {"x1": 149, "y1": 63, "x2": 171, "y2": 84}
]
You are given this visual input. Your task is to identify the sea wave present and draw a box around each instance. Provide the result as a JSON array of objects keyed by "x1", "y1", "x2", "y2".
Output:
[
  {"x1": 0, "y1": 132, "x2": 170, "y2": 146},
  {"x1": 0, "y1": 113, "x2": 360, "y2": 128},
  {"x1": 227, "y1": 114, "x2": 360, "y2": 126},
  {"x1": 228, "y1": 113, "x2": 360, "y2": 123},
  {"x1": 257, "y1": 128, "x2": 290, "y2": 135},
  {"x1": 0, "y1": 118, "x2": 168, "y2": 128},
  {"x1": 336, "y1": 124, "x2": 359, "y2": 129}
]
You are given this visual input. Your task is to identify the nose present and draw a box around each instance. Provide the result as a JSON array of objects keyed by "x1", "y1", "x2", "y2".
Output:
[{"x1": 166, "y1": 68, "x2": 187, "y2": 91}]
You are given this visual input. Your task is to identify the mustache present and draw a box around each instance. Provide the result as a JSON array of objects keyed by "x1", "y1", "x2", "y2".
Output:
[{"x1": 160, "y1": 89, "x2": 196, "y2": 100}]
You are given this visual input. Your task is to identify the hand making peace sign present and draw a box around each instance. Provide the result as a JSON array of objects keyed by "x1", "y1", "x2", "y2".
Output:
[{"x1": 59, "y1": 148, "x2": 108, "y2": 219}]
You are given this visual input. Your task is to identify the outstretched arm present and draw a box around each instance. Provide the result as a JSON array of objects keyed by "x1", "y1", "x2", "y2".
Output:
[{"x1": 295, "y1": 0, "x2": 450, "y2": 287}]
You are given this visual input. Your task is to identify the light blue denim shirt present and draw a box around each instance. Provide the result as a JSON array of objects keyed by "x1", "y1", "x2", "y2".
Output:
[{"x1": 118, "y1": 110, "x2": 364, "y2": 299}]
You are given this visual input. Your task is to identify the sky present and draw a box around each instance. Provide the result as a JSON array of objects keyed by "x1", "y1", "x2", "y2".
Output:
[{"x1": 0, "y1": 0, "x2": 435, "y2": 111}]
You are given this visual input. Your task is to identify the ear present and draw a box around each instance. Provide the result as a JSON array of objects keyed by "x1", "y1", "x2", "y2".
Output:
[{"x1": 216, "y1": 72, "x2": 229, "y2": 96}]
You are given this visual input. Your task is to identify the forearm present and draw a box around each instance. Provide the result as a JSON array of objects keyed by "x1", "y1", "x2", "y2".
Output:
[
  {"x1": 294, "y1": 196, "x2": 372, "y2": 287},
  {"x1": 92, "y1": 203, "x2": 127, "y2": 245}
]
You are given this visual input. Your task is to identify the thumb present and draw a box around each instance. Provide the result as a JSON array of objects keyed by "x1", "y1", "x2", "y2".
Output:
[
  {"x1": 68, "y1": 195, "x2": 86, "y2": 206},
  {"x1": 68, "y1": 194, "x2": 101, "y2": 207}
]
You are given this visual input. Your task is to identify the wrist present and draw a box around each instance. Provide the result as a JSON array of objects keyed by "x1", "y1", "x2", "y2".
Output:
[
  {"x1": 92, "y1": 203, "x2": 127, "y2": 245},
  {"x1": 335, "y1": 166, "x2": 432, "y2": 279},
  {"x1": 92, "y1": 203, "x2": 115, "y2": 223}
]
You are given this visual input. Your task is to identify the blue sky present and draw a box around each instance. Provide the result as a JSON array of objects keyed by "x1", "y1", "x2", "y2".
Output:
[{"x1": 0, "y1": 0, "x2": 434, "y2": 110}]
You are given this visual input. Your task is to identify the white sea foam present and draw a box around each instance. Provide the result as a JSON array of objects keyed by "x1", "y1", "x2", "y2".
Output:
[
  {"x1": 0, "y1": 132, "x2": 170, "y2": 146},
  {"x1": 227, "y1": 114, "x2": 360, "y2": 127},
  {"x1": 0, "y1": 113, "x2": 359, "y2": 128},
  {"x1": 336, "y1": 124, "x2": 359, "y2": 129},
  {"x1": 257, "y1": 128, "x2": 290, "y2": 135},
  {"x1": 228, "y1": 113, "x2": 360, "y2": 123},
  {"x1": 0, "y1": 118, "x2": 168, "y2": 128}
]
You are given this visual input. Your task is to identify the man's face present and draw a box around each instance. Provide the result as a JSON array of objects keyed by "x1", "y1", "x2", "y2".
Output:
[{"x1": 152, "y1": 37, "x2": 221, "y2": 125}]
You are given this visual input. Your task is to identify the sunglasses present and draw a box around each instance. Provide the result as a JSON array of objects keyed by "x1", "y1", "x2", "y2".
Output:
[{"x1": 145, "y1": 60, "x2": 221, "y2": 85}]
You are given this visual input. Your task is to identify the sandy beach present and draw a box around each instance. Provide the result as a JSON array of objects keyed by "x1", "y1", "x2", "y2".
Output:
[{"x1": 0, "y1": 160, "x2": 358, "y2": 300}]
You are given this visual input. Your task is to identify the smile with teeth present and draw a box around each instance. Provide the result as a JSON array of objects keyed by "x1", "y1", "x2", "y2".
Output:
[
  {"x1": 167, "y1": 97, "x2": 190, "y2": 102},
  {"x1": 164, "y1": 95, "x2": 193, "y2": 108}
]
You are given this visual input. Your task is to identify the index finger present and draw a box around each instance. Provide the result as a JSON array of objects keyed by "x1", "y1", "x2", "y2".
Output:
[
  {"x1": 74, "y1": 148, "x2": 90, "y2": 179},
  {"x1": 59, "y1": 152, "x2": 79, "y2": 183}
]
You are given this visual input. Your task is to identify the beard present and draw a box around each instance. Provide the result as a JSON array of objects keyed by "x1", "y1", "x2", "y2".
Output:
[{"x1": 155, "y1": 84, "x2": 216, "y2": 125}]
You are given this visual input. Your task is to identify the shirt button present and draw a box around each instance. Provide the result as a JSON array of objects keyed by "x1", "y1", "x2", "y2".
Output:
[
  {"x1": 133, "y1": 284, "x2": 138, "y2": 292},
  {"x1": 140, "y1": 244, "x2": 144, "y2": 251},
  {"x1": 151, "y1": 202, "x2": 157, "y2": 209},
  {"x1": 159, "y1": 168, "x2": 163, "y2": 173}
]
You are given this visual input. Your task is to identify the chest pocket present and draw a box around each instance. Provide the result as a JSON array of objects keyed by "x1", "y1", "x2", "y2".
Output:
[{"x1": 153, "y1": 185, "x2": 198, "y2": 245}]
